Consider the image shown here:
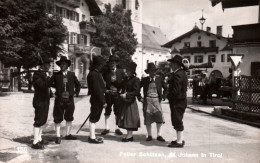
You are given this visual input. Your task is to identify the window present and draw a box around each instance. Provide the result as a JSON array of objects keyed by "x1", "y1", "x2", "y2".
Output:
[
  {"x1": 209, "y1": 40, "x2": 216, "y2": 47},
  {"x1": 56, "y1": 6, "x2": 62, "y2": 16},
  {"x1": 183, "y1": 56, "x2": 190, "y2": 63},
  {"x1": 195, "y1": 56, "x2": 203, "y2": 63},
  {"x1": 70, "y1": 33, "x2": 77, "y2": 44},
  {"x1": 66, "y1": 10, "x2": 71, "y2": 19},
  {"x1": 221, "y1": 54, "x2": 225, "y2": 62},
  {"x1": 84, "y1": 35, "x2": 87, "y2": 45},
  {"x1": 184, "y1": 42, "x2": 190, "y2": 48},
  {"x1": 208, "y1": 55, "x2": 216, "y2": 63},
  {"x1": 197, "y1": 41, "x2": 202, "y2": 47},
  {"x1": 82, "y1": 14, "x2": 85, "y2": 21},
  {"x1": 62, "y1": 8, "x2": 67, "y2": 18}
]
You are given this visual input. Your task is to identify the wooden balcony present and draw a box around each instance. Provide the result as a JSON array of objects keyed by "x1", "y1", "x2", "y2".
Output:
[
  {"x1": 180, "y1": 47, "x2": 219, "y2": 54},
  {"x1": 68, "y1": 44, "x2": 101, "y2": 56},
  {"x1": 79, "y1": 21, "x2": 96, "y2": 34},
  {"x1": 55, "y1": 0, "x2": 80, "y2": 8}
]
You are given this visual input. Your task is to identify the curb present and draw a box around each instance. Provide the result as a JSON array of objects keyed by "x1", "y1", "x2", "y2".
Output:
[{"x1": 187, "y1": 106, "x2": 260, "y2": 128}]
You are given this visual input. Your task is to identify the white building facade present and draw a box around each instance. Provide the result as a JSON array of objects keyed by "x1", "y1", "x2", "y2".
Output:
[{"x1": 163, "y1": 26, "x2": 232, "y2": 78}]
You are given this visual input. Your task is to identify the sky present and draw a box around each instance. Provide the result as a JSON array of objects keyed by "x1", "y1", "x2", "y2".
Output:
[{"x1": 142, "y1": 0, "x2": 259, "y2": 42}]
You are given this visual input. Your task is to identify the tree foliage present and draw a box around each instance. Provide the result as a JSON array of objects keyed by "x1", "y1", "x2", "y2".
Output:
[
  {"x1": 91, "y1": 4, "x2": 138, "y2": 67},
  {"x1": 0, "y1": 0, "x2": 67, "y2": 69}
]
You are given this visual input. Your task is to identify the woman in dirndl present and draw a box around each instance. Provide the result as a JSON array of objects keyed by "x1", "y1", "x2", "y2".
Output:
[
  {"x1": 139, "y1": 62, "x2": 167, "y2": 142},
  {"x1": 118, "y1": 61, "x2": 141, "y2": 142}
]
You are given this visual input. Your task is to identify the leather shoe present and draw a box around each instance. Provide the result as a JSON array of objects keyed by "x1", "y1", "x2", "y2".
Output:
[
  {"x1": 121, "y1": 137, "x2": 134, "y2": 142},
  {"x1": 157, "y1": 136, "x2": 165, "y2": 142},
  {"x1": 55, "y1": 137, "x2": 61, "y2": 144},
  {"x1": 168, "y1": 140, "x2": 185, "y2": 148},
  {"x1": 32, "y1": 142, "x2": 44, "y2": 149},
  {"x1": 88, "y1": 137, "x2": 104, "y2": 144},
  {"x1": 101, "y1": 129, "x2": 110, "y2": 135},
  {"x1": 146, "y1": 136, "x2": 152, "y2": 141},
  {"x1": 115, "y1": 129, "x2": 123, "y2": 135},
  {"x1": 65, "y1": 134, "x2": 77, "y2": 140}
]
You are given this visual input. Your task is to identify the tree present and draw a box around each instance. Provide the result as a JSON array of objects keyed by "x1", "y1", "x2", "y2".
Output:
[
  {"x1": 91, "y1": 4, "x2": 138, "y2": 67},
  {"x1": 0, "y1": 0, "x2": 67, "y2": 90}
]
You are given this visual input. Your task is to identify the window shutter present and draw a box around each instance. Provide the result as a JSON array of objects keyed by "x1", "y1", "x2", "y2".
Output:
[
  {"x1": 84, "y1": 35, "x2": 87, "y2": 45},
  {"x1": 77, "y1": 34, "x2": 80, "y2": 44},
  {"x1": 66, "y1": 33, "x2": 70, "y2": 44},
  {"x1": 76, "y1": 13, "x2": 79, "y2": 22}
]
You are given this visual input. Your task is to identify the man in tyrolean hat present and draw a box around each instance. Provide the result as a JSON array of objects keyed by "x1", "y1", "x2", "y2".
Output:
[
  {"x1": 50, "y1": 56, "x2": 81, "y2": 144},
  {"x1": 101, "y1": 55, "x2": 125, "y2": 136},
  {"x1": 167, "y1": 55, "x2": 188, "y2": 148}
]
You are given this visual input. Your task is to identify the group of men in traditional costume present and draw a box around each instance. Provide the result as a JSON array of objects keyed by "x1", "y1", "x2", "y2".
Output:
[{"x1": 32, "y1": 54, "x2": 187, "y2": 149}]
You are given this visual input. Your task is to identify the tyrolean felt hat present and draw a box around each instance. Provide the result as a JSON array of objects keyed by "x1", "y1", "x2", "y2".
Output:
[
  {"x1": 56, "y1": 56, "x2": 71, "y2": 67},
  {"x1": 167, "y1": 55, "x2": 185, "y2": 68},
  {"x1": 145, "y1": 62, "x2": 157, "y2": 74}
]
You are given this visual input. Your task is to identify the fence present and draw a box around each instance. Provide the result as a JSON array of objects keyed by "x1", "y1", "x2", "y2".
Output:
[{"x1": 233, "y1": 75, "x2": 260, "y2": 114}]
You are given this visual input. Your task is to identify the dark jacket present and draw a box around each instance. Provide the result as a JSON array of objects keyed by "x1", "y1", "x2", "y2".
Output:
[
  {"x1": 32, "y1": 71, "x2": 50, "y2": 107},
  {"x1": 167, "y1": 69, "x2": 188, "y2": 101},
  {"x1": 103, "y1": 68, "x2": 125, "y2": 90},
  {"x1": 139, "y1": 75, "x2": 167, "y2": 102},
  {"x1": 121, "y1": 76, "x2": 140, "y2": 103},
  {"x1": 87, "y1": 69, "x2": 106, "y2": 104},
  {"x1": 50, "y1": 71, "x2": 81, "y2": 98}
]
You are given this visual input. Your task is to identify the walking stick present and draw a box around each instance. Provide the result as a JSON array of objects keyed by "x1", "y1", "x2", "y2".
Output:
[{"x1": 76, "y1": 113, "x2": 91, "y2": 134}]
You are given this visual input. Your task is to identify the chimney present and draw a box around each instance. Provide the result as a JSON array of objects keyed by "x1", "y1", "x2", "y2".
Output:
[
  {"x1": 217, "y1": 26, "x2": 222, "y2": 36},
  {"x1": 206, "y1": 26, "x2": 211, "y2": 33}
]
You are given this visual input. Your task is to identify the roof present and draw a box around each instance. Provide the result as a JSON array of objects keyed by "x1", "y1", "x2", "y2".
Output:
[
  {"x1": 142, "y1": 24, "x2": 169, "y2": 51},
  {"x1": 162, "y1": 27, "x2": 228, "y2": 48},
  {"x1": 210, "y1": 0, "x2": 259, "y2": 9},
  {"x1": 171, "y1": 47, "x2": 180, "y2": 54},
  {"x1": 85, "y1": 0, "x2": 103, "y2": 16}
]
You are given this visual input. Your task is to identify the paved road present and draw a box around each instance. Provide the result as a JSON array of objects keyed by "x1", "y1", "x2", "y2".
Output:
[{"x1": 0, "y1": 89, "x2": 259, "y2": 163}]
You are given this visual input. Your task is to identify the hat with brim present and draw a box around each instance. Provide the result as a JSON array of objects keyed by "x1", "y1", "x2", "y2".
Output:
[
  {"x1": 56, "y1": 56, "x2": 71, "y2": 67},
  {"x1": 145, "y1": 62, "x2": 158, "y2": 74},
  {"x1": 167, "y1": 55, "x2": 185, "y2": 68},
  {"x1": 108, "y1": 55, "x2": 119, "y2": 63}
]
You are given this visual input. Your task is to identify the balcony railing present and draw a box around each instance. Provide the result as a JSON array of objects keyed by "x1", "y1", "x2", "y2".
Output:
[
  {"x1": 79, "y1": 21, "x2": 96, "y2": 34},
  {"x1": 55, "y1": 0, "x2": 80, "y2": 8},
  {"x1": 68, "y1": 44, "x2": 101, "y2": 56},
  {"x1": 180, "y1": 47, "x2": 219, "y2": 54}
]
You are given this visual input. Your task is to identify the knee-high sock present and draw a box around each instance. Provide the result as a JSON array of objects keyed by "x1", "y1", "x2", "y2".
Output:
[
  {"x1": 146, "y1": 124, "x2": 152, "y2": 137},
  {"x1": 156, "y1": 123, "x2": 162, "y2": 137},
  {"x1": 33, "y1": 127, "x2": 40, "y2": 144},
  {"x1": 38, "y1": 126, "x2": 43, "y2": 142},
  {"x1": 105, "y1": 115, "x2": 109, "y2": 130},
  {"x1": 90, "y1": 122, "x2": 96, "y2": 139},
  {"x1": 126, "y1": 130, "x2": 133, "y2": 138},
  {"x1": 66, "y1": 121, "x2": 72, "y2": 136},
  {"x1": 55, "y1": 123, "x2": 61, "y2": 137},
  {"x1": 176, "y1": 131, "x2": 183, "y2": 143}
]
